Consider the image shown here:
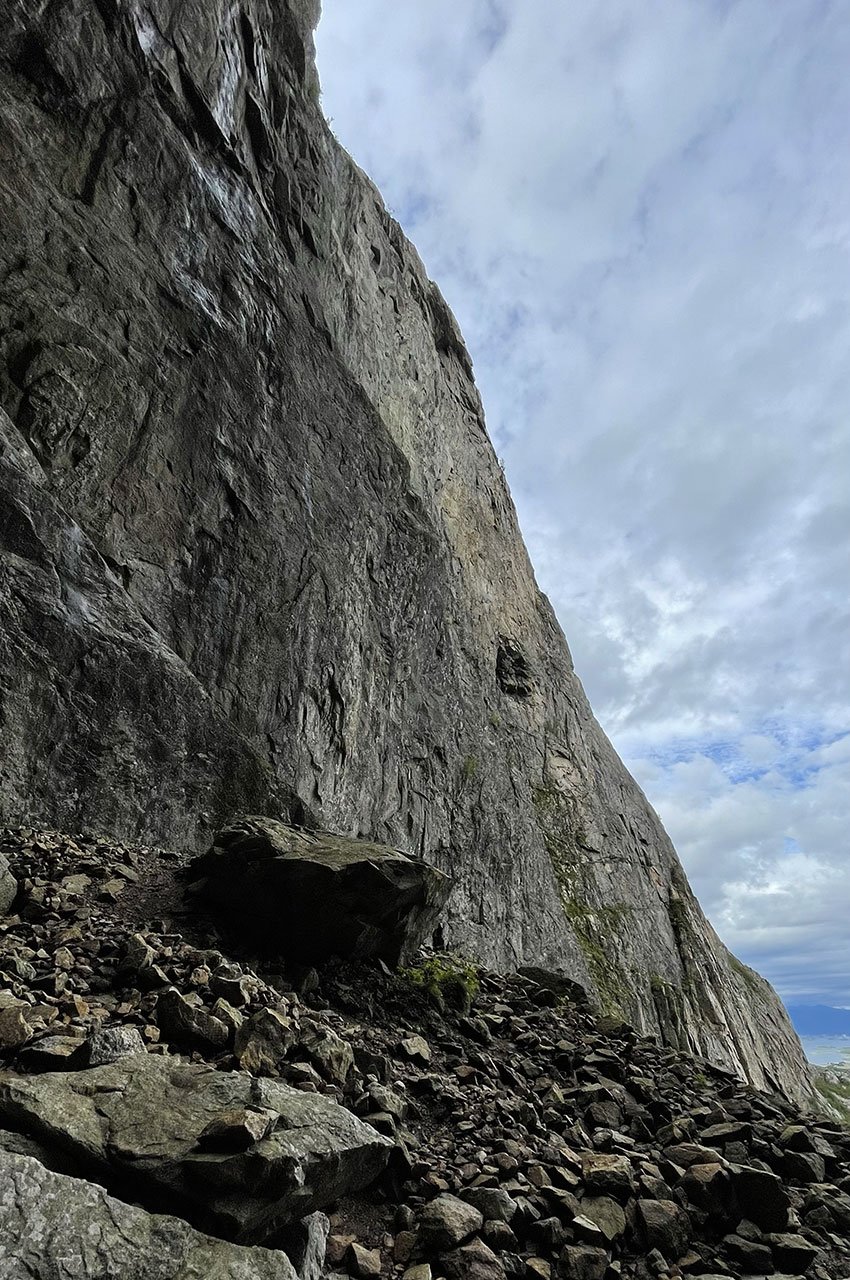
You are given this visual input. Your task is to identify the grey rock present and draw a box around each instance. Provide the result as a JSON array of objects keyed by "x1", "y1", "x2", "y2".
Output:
[
  {"x1": 281, "y1": 1211, "x2": 330, "y2": 1280},
  {"x1": 578, "y1": 1196, "x2": 626, "y2": 1242},
  {"x1": 154, "y1": 986, "x2": 229, "y2": 1051},
  {"x1": 234, "y1": 1006, "x2": 298, "y2": 1073},
  {"x1": 418, "y1": 1194, "x2": 484, "y2": 1252},
  {"x1": 0, "y1": 1053, "x2": 392, "y2": 1243},
  {"x1": 84, "y1": 1025, "x2": 146, "y2": 1067},
  {"x1": 0, "y1": 854, "x2": 16, "y2": 915},
  {"x1": 0, "y1": 1147, "x2": 298, "y2": 1279},
  {"x1": 767, "y1": 1232, "x2": 820, "y2": 1273},
  {"x1": 728, "y1": 1164, "x2": 790, "y2": 1233},
  {"x1": 636, "y1": 1199, "x2": 691, "y2": 1259},
  {"x1": 0, "y1": 1003, "x2": 31, "y2": 1049},
  {"x1": 440, "y1": 1238, "x2": 505, "y2": 1280},
  {"x1": 0, "y1": 0, "x2": 811, "y2": 1103},
  {"x1": 194, "y1": 817, "x2": 452, "y2": 964},
  {"x1": 461, "y1": 1187, "x2": 518, "y2": 1223},
  {"x1": 299, "y1": 1022, "x2": 355, "y2": 1086},
  {"x1": 196, "y1": 1107, "x2": 278, "y2": 1152},
  {"x1": 558, "y1": 1246, "x2": 609, "y2": 1280},
  {"x1": 581, "y1": 1153, "x2": 635, "y2": 1200}
]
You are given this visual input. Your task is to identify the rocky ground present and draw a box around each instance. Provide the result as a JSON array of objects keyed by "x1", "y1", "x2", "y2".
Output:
[{"x1": 0, "y1": 825, "x2": 849, "y2": 1280}]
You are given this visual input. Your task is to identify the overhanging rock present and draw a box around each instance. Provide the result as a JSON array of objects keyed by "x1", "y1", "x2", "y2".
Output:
[{"x1": 191, "y1": 816, "x2": 453, "y2": 964}]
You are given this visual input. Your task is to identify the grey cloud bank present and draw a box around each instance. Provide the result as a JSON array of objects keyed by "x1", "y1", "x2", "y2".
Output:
[{"x1": 316, "y1": 1, "x2": 850, "y2": 1006}]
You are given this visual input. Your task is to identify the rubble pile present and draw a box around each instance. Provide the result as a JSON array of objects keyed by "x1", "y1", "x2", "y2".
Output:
[{"x1": 0, "y1": 826, "x2": 848, "y2": 1280}]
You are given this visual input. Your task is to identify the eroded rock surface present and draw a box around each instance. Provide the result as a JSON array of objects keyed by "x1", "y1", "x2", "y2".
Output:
[
  {"x1": 0, "y1": 0, "x2": 809, "y2": 1097},
  {"x1": 0, "y1": 1053, "x2": 392, "y2": 1243},
  {"x1": 0, "y1": 1147, "x2": 298, "y2": 1279}
]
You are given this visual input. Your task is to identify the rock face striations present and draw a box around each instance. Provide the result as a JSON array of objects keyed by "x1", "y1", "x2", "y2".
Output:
[{"x1": 0, "y1": 2, "x2": 808, "y2": 1098}]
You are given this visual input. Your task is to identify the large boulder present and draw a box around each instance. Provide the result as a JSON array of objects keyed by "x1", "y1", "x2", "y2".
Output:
[
  {"x1": 0, "y1": 1054, "x2": 393, "y2": 1243},
  {"x1": 0, "y1": 1147, "x2": 298, "y2": 1279},
  {"x1": 192, "y1": 816, "x2": 452, "y2": 963}
]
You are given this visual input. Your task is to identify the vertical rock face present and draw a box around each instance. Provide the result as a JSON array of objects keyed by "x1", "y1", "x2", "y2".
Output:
[{"x1": 0, "y1": 1, "x2": 809, "y2": 1098}]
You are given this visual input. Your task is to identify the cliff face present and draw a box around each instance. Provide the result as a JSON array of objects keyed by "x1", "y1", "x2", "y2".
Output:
[{"x1": 0, "y1": 0, "x2": 810, "y2": 1099}]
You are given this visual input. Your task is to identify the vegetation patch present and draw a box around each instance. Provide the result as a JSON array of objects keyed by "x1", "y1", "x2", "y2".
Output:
[{"x1": 400, "y1": 954, "x2": 480, "y2": 1014}]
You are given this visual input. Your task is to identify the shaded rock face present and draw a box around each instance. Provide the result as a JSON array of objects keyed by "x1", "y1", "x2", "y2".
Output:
[
  {"x1": 193, "y1": 816, "x2": 453, "y2": 962},
  {"x1": 0, "y1": 1, "x2": 809, "y2": 1097}
]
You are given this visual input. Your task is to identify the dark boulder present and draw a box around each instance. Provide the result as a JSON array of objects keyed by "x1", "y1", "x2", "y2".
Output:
[{"x1": 192, "y1": 816, "x2": 452, "y2": 963}]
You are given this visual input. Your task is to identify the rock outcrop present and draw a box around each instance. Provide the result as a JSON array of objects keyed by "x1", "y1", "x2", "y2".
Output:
[
  {"x1": 0, "y1": 1146, "x2": 299, "y2": 1279},
  {"x1": 0, "y1": 0, "x2": 809, "y2": 1099},
  {"x1": 0, "y1": 1054, "x2": 393, "y2": 1242}
]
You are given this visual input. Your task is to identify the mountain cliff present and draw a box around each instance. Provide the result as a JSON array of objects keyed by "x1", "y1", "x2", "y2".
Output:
[{"x1": 0, "y1": 0, "x2": 810, "y2": 1101}]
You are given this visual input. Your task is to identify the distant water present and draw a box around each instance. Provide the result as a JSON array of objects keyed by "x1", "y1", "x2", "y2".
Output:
[{"x1": 800, "y1": 1034, "x2": 850, "y2": 1066}]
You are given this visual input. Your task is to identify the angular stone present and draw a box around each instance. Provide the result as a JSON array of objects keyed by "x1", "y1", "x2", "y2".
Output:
[
  {"x1": 728, "y1": 1165, "x2": 790, "y2": 1232},
  {"x1": 347, "y1": 1242, "x2": 382, "y2": 1278},
  {"x1": 404, "y1": 1267, "x2": 432, "y2": 1280},
  {"x1": 85, "y1": 1025, "x2": 146, "y2": 1067},
  {"x1": 197, "y1": 1107, "x2": 278, "y2": 1151},
  {"x1": 0, "y1": 1054, "x2": 392, "y2": 1243},
  {"x1": 0, "y1": 1002, "x2": 31, "y2": 1048},
  {"x1": 462, "y1": 1187, "x2": 517, "y2": 1223},
  {"x1": 781, "y1": 1149, "x2": 826, "y2": 1183},
  {"x1": 581, "y1": 1152, "x2": 635, "y2": 1199},
  {"x1": 664, "y1": 1143, "x2": 724, "y2": 1168},
  {"x1": 0, "y1": 854, "x2": 17, "y2": 915},
  {"x1": 767, "y1": 1232, "x2": 820, "y2": 1273},
  {"x1": 282, "y1": 1212, "x2": 330, "y2": 1280},
  {"x1": 155, "y1": 987, "x2": 229, "y2": 1051},
  {"x1": 679, "y1": 1162, "x2": 733, "y2": 1218},
  {"x1": 193, "y1": 818, "x2": 453, "y2": 964},
  {"x1": 18, "y1": 1033, "x2": 85, "y2": 1070},
  {"x1": 579, "y1": 1195, "x2": 625, "y2": 1241},
  {"x1": 418, "y1": 1194, "x2": 484, "y2": 1251},
  {"x1": 234, "y1": 1007, "x2": 298, "y2": 1073},
  {"x1": 299, "y1": 1024, "x2": 354, "y2": 1086},
  {"x1": 440, "y1": 1238, "x2": 505, "y2": 1280},
  {"x1": 723, "y1": 1232, "x2": 774, "y2": 1274},
  {"x1": 558, "y1": 1245, "x2": 609, "y2": 1280},
  {"x1": 0, "y1": 1148, "x2": 298, "y2": 1278},
  {"x1": 637, "y1": 1199, "x2": 691, "y2": 1259},
  {"x1": 400, "y1": 1035, "x2": 431, "y2": 1063}
]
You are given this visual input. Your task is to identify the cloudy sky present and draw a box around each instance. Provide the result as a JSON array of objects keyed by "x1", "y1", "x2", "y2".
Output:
[{"x1": 315, "y1": 2, "x2": 850, "y2": 1010}]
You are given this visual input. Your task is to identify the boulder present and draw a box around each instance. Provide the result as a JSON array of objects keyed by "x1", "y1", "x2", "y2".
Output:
[
  {"x1": 191, "y1": 817, "x2": 452, "y2": 963},
  {"x1": 767, "y1": 1232, "x2": 820, "y2": 1273},
  {"x1": 581, "y1": 1153, "x2": 635, "y2": 1200},
  {"x1": 154, "y1": 987, "x2": 229, "y2": 1052},
  {"x1": 728, "y1": 1164, "x2": 790, "y2": 1232},
  {"x1": 637, "y1": 1199, "x2": 691, "y2": 1259},
  {"x1": 440, "y1": 1238, "x2": 506, "y2": 1280},
  {"x1": 0, "y1": 1053, "x2": 392, "y2": 1243},
  {"x1": 418, "y1": 1194, "x2": 484, "y2": 1252},
  {"x1": 84, "y1": 1025, "x2": 146, "y2": 1067},
  {"x1": 0, "y1": 853, "x2": 17, "y2": 915},
  {"x1": 0, "y1": 1147, "x2": 298, "y2": 1278}
]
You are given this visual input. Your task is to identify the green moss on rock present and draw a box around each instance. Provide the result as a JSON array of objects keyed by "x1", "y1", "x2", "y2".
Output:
[{"x1": 400, "y1": 955, "x2": 480, "y2": 1014}]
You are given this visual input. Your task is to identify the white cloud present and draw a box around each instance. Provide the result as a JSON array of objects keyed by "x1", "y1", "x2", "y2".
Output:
[{"x1": 316, "y1": 1, "x2": 850, "y2": 1007}]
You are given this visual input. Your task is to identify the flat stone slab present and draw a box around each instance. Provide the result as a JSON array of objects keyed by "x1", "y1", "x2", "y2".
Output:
[
  {"x1": 0, "y1": 1054, "x2": 393, "y2": 1243},
  {"x1": 0, "y1": 1146, "x2": 298, "y2": 1278},
  {"x1": 192, "y1": 816, "x2": 452, "y2": 963}
]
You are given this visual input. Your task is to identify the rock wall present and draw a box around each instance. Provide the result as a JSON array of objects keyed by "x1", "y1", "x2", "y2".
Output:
[{"x1": 0, "y1": 0, "x2": 810, "y2": 1100}]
